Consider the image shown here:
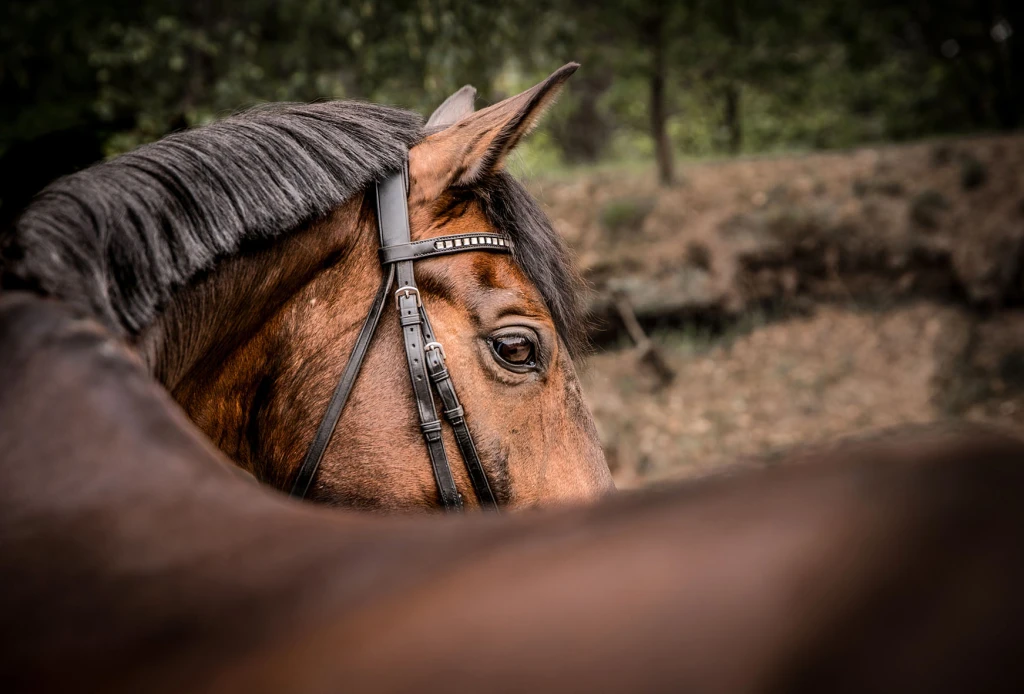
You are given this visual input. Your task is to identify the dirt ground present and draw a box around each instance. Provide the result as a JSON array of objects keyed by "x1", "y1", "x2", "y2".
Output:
[
  {"x1": 529, "y1": 135, "x2": 1024, "y2": 487},
  {"x1": 579, "y1": 302, "x2": 1024, "y2": 488}
]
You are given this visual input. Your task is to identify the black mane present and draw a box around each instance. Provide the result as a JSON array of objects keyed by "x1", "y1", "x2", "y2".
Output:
[
  {"x1": 2, "y1": 102, "x2": 421, "y2": 334},
  {"x1": 482, "y1": 173, "x2": 588, "y2": 357},
  {"x1": 1, "y1": 101, "x2": 587, "y2": 354}
]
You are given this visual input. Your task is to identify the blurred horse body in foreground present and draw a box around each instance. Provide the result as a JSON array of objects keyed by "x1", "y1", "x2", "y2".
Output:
[
  {"x1": 2, "y1": 64, "x2": 1024, "y2": 692},
  {"x1": 2, "y1": 291, "x2": 1023, "y2": 692}
]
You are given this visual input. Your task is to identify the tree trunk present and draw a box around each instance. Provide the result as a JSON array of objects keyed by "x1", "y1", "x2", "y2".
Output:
[
  {"x1": 724, "y1": 84, "x2": 742, "y2": 154},
  {"x1": 993, "y1": 0, "x2": 1022, "y2": 129},
  {"x1": 722, "y1": 0, "x2": 743, "y2": 154},
  {"x1": 649, "y1": 24, "x2": 674, "y2": 186},
  {"x1": 551, "y1": 68, "x2": 614, "y2": 164}
]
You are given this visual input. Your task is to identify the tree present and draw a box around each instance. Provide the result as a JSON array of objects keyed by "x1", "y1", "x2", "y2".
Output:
[
  {"x1": 2, "y1": 0, "x2": 1022, "y2": 215},
  {"x1": 546, "y1": 0, "x2": 688, "y2": 185},
  {"x1": 0, "y1": 0, "x2": 530, "y2": 222}
]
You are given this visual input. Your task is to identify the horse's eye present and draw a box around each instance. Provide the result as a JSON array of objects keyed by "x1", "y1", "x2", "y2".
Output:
[{"x1": 490, "y1": 334, "x2": 537, "y2": 368}]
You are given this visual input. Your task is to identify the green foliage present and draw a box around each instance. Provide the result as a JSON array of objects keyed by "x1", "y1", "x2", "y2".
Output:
[{"x1": 2, "y1": 0, "x2": 1022, "y2": 214}]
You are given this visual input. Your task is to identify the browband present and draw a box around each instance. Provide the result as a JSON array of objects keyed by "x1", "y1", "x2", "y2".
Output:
[{"x1": 379, "y1": 233, "x2": 512, "y2": 265}]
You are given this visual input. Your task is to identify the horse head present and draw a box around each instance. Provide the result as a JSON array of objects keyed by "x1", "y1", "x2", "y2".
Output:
[{"x1": 5, "y1": 65, "x2": 614, "y2": 511}]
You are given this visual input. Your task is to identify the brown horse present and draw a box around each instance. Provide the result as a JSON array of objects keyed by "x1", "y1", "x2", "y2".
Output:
[
  {"x1": 2, "y1": 290, "x2": 1024, "y2": 693},
  {"x1": 1, "y1": 65, "x2": 612, "y2": 510}
]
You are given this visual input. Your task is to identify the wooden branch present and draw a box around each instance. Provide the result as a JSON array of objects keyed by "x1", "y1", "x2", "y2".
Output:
[{"x1": 612, "y1": 292, "x2": 677, "y2": 388}]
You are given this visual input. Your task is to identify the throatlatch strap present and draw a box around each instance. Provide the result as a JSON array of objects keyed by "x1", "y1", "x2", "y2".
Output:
[
  {"x1": 377, "y1": 169, "x2": 463, "y2": 512},
  {"x1": 420, "y1": 310, "x2": 499, "y2": 511},
  {"x1": 290, "y1": 264, "x2": 395, "y2": 498}
]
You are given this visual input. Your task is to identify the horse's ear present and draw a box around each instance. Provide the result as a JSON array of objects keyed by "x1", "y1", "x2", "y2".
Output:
[
  {"x1": 426, "y1": 85, "x2": 477, "y2": 129},
  {"x1": 411, "y1": 63, "x2": 578, "y2": 200}
]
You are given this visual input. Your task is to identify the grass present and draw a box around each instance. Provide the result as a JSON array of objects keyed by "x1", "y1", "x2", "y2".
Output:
[{"x1": 510, "y1": 128, "x2": 1015, "y2": 189}]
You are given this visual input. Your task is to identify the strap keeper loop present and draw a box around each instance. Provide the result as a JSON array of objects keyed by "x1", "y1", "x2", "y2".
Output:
[
  {"x1": 420, "y1": 421, "x2": 443, "y2": 442},
  {"x1": 399, "y1": 312, "x2": 422, "y2": 327}
]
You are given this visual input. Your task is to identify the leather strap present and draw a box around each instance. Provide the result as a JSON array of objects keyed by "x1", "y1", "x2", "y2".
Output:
[
  {"x1": 292, "y1": 158, "x2": 506, "y2": 512},
  {"x1": 290, "y1": 263, "x2": 395, "y2": 498},
  {"x1": 377, "y1": 168, "x2": 463, "y2": 512},
  {"x1": 380, "y1": 233, "x2": 512, "y2": 265},
  {"x1": 420, "y1": 310, "x2": 499, "y2": 510}
]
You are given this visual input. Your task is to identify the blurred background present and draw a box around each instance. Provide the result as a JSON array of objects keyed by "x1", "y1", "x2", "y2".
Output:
[{"x1": 3, "y1": 0, "x2": 1023, "y2": 487}]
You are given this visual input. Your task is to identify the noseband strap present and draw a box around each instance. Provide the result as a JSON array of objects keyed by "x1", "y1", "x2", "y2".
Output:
[{"x1": 289, "y1": 160, "x2": 509, "y2": 512}]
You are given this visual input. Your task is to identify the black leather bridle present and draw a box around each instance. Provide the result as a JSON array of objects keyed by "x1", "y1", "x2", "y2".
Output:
[{"x1": 288, "y1": 160, "x2": 510, "y2": 511}]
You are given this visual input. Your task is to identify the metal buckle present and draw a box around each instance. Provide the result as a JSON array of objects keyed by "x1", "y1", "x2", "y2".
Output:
[
  {"x1": 395, "y1": 286, "x2": 421, "y2": 309},
  {"x1": 424, "y1": 341, "x2": 446, "y2": 362}
]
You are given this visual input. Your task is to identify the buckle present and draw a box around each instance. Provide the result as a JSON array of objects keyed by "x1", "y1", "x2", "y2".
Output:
[
  {"x1": 424, "y1": 341, "x2": 446, "y2": 362},
  {"x1": 395, "y1": 286, "x2": 421, "y2": 309}
]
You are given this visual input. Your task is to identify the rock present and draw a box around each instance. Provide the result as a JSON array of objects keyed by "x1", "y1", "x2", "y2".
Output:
[{"x1": 600, "y1": 269, "x2": 717, "y2": 318}]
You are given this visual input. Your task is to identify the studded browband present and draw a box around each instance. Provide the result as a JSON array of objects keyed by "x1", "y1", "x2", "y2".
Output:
[
  {"x1": 379, "y1": 233, "x2": 511, "y2": 264},
  {"x1": 289, "y1": 161, "x2": 512, "y2": 512}
]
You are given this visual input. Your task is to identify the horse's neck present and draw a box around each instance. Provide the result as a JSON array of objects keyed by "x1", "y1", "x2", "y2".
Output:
[{"x1": 136, "y1": 196, "x2": 373, "y2": 392}]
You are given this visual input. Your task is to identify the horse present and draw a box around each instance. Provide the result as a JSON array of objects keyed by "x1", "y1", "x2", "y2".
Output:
[
  {"x1": 0, "y1": 64, "x2": 613, "y2": 511},
  {"x1": 2, "y1": 290, "x2": 1024, "y2": 693}
]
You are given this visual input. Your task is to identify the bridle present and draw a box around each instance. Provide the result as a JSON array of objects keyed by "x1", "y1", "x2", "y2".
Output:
[{"x1": 289, "y1": 159, "x2": 511, "y2": 511}]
